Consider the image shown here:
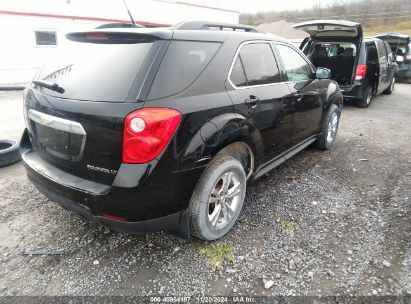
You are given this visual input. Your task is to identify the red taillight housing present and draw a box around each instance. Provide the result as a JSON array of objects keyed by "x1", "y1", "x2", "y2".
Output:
[
  {"x1": 122, "y1": 108, "x2": 181, "y2": 164},
  {"x1": 354, "y1": 64, "x2": 367, "y2": 80}
]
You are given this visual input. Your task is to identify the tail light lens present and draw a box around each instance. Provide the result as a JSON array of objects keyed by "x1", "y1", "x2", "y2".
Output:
[
  {"x1": 405, "y1": 54, "x2": 411, "y2": 61},
  {"x1": 122, "y1": 108, "x2": 181, "y2": 164},
  {"x1": 355, "y1": 64, "x2": 367, "y2": 80}
]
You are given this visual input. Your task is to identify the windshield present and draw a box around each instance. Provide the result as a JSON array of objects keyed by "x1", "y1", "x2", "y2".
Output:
[{"x1": 36, "y1": 41, "x2": 154, "y2": 102}]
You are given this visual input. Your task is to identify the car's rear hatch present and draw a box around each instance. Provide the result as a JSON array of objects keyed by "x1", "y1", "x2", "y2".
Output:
[
  {"x1": 293, "y1": 20, "x2": 362, "y2": 42},
  {"x1": 374, "y1": 33, "x2": 410, "y2": 45},
  {"x1": 24, "y1": 29, "x2": 170, "y2": 185},
  {"x1": 294, "y1": 20, "x2": 362, "y2": 88},
  {"x1": 375, "y1": 33, "x2": 411, "y2": 65}
]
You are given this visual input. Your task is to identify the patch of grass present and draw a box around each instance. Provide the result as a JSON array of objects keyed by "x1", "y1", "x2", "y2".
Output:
[
  {"x1": 278, "y1": 220, "x2": 295, "y2": 236},
  {"x1": 363, "y1": 20, "x2": 411, "y2": 36},
  {"x1": 196, "y1": 243, "x2": 235, "y2": 268}
]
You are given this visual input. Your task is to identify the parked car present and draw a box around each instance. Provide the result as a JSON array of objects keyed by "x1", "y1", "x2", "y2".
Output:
[
  {"x1": 294, "y1": 20, "x2": 396, "y2": 108},
  {"x1": 20, "y1": 21, "x2": 343, "y2": 240},
  {"x1": 375, "y1": 33, "x2": 411, "y2": 83}
]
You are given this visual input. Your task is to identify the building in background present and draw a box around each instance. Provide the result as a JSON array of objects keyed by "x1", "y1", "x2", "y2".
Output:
[
  {"x1": 257, "y1": 20, "x2": 308, "y2": 47},
  {"x1": 0, "y1": 0, "x2": 239, "y2": 87}
]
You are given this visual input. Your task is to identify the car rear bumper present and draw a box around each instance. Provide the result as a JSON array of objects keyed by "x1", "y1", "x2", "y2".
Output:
[
  {"x1": 339, "y1": 82, "x2": 364, "y2": 101},
  {"x1": 19, "y1": 129, "x2": 199, "y2": 239},
  {"x1": 30, "y1": 176, "x2": 188, "y2": 237},
  {"x1": 396, "y1": 68, "x2": 411, "y2": 80}
]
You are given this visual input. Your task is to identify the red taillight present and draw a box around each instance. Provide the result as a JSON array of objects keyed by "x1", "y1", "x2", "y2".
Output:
[
  {"x1": 85, "y1": 32, "x2": 108, "y2": 40},
  {"x1": 354, "y1": 64, "x2": 367, "y2": 80},
  {"x1": 405, "y1": 54, "x2": 411, "y2": 61},
  {"x1": 122, "y1": 108, "x2": 182, "y2": 164}
]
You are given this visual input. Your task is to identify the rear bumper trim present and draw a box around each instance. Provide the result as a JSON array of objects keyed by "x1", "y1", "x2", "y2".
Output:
[
  {"x1": 30, "y1": 177, "x2": 190, "y2": 238},
  {"x1": 21, "y1": 148, "x2": 110, "y2": 196}
]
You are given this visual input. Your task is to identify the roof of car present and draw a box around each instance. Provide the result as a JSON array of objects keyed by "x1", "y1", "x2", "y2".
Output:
[{"x1": 66, "y1": 22, "x2": 290, "y2": 44}]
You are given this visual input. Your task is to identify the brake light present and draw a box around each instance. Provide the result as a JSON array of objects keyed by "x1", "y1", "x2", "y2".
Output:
[
  {"x1": 405, "y1": 54, "x2": 411, "y2": 61},
  {"x1": 85, "y1": 33, "x2": 108, "y2": 40},
  {"x1": 122, "y1": 108, "x2": 181, "y2": 164},
  {"x1": 355, "y1": 64, "x2": 367, "y2": 80}
]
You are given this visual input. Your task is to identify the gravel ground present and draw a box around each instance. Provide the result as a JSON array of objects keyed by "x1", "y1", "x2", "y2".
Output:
[{"x1": 0, "y1": 85, "x2": 410, "y2": 298}]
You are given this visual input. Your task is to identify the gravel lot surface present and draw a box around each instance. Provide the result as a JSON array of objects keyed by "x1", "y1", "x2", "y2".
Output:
[{"x1": 0, "y1": 85, "x2": 410, "y2": 298}]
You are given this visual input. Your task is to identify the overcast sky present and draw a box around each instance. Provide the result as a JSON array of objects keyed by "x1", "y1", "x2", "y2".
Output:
[{"x1": 188, "y1": 0, "x2": 337, "y2": 13}]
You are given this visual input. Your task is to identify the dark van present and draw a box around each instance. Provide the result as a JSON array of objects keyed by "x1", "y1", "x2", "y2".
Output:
[
  {"x1": 294, "y1": 20, "x2": 396, "y2": 107},
  {"x1": 375, "y1": 33, "x2": 411, "y2": 83}
]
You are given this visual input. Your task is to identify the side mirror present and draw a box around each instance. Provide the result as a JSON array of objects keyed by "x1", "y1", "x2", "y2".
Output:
[{"x1": 316, "y1": 67, "x2": 331, "y2": 79}]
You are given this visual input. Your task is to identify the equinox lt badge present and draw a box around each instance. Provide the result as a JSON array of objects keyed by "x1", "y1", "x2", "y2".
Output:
[{"x1": 87, "y1": 164, "x2": 117, "y2": 175}]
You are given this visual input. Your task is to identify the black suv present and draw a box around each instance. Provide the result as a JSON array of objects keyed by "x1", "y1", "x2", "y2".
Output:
[
  {"x1": 375, "y1": 33, "x2": 411, "y2": 83},
  {"x1": 20, "y1": 21, "x2": 343, "y2": 240},
  {"x1": 294, "y1": 20, "x2": 397, "y2": 108}
]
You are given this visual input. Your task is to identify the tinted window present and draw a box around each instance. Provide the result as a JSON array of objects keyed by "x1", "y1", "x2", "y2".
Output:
[
  {"x1": 148, "y1": 41, "x2": 220, "y2": 100},
  {"x1": 35, "y1": 31, "x2": 57, "y2": 46},
  {"x1": 230, "y1": 57, "x2": 247, "y2": 87},
  {"x1": 37, "y1": 41, "x2": 154, "y2": 102},
  {"x1": 238, "y1": 43, "x2": 281, "y2": 86},
  {"x1": 276, "y1": 44, "x2": 313, "y2": 81}
]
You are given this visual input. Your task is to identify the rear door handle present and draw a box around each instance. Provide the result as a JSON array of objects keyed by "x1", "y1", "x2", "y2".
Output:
[{"x1": 245, "y1": 95, "x2": 260, "y2": 106}]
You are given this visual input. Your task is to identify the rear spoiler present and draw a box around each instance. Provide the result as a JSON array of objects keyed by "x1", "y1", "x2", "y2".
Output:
[{"x1": 66, "y1": 29, "x2": 172, "y2": 43}]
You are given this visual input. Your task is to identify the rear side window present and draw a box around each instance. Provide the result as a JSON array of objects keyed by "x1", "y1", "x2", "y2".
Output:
[
  {"x1": 37, "y1": 41, "x2": 154, "y2": 102},
  {"x1": 147, "y1": 41, "x2": 220, "y2": 100},
  {"x1": 276, "y1": 44, "x2": 314, "y2": 81},
  {"x1": 237, "y1": 43, "x2": 281, "y2": 86}
]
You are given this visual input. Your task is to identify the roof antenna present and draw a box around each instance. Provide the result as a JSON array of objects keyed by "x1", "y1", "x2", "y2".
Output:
[{"x1": 122, "y1": 0, "x2": 137, "y2": 27}]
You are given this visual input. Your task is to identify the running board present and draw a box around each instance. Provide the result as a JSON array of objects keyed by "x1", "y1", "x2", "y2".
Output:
[{"x1": 253, "y1": 136, "x2": 317, "y2": 180}]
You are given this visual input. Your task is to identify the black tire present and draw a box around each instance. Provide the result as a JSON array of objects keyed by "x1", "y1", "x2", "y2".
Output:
[
  {"x1": 314, "y1": 104, "x2": 341, "y2": 151},
  {"x1": 188, "y1": 155, "x2": 246, "y2": 240},
  {"x1": 383, "y1": 77, "x2": 395, "y2": 95},
  {"x1": 357, "y1": 86, "x2": 373, "y2": 108},
  {"x1": 0, "y1": 140, "x2": 21, "y2": 168}
]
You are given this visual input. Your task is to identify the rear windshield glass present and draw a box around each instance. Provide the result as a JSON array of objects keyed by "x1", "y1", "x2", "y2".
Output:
[
  {"x1": 147, "y1": 41, "x2": 220, "y2": 100},
  {"x1": 36, "y1": 41, "x2": 154, "y2": 102}
]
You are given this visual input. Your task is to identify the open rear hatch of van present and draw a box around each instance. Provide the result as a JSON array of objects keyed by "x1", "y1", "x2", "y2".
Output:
[
  {"x1": 293, "y1": 20, "x2": 362, "y2": 87},
  {"x1": 23, "y1": 29, "x2": 170, "y2": 186},
  {"x1": 293, "y1": 20, "x2": 362, "y2": 41},
  {"x1": 375, "y1": 33, "x2": 410, "y2": 64},
  {"x1": 374, "y1": 33, "x2": 410, "y2": 45}
]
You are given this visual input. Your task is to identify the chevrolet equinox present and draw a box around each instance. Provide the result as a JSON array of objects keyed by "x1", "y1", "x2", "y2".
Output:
[{"x1": 20, "y1": 21, "x2": 343, "y2": 240}]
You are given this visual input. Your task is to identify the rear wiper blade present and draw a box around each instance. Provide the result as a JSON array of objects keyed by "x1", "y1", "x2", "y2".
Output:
[{"x1": 32, "y1": 80, "x2": 65, "y2": 94}]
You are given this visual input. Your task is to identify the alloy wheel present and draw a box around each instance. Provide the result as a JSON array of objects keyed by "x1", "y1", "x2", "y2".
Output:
[{"x1": 207, "y1": 171, "x2": 243, "y2": 229}]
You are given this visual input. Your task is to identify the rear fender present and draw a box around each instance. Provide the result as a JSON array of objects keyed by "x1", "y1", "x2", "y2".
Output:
[
  {"x1": 180, "y1": 112, "x2": 264, "y2": 171},
  {"x1": 321, "y1": 81, "x2": 343, "y2": 126}
]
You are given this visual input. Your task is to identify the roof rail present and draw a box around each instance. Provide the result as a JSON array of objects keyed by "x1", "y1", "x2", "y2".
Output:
[{"x1": 171, "y1": 21, "x2": 261, "y2": 33}]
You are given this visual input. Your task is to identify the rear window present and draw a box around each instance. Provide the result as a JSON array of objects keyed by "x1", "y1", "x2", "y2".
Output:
[
  {"x1": 147, "y1": 41, "x2": 220, "y2": 100},
  {"x1": 390, "y1": 43, "x2": 410, "y2": 55},
  {"x1": 36, "y1": 41, "x2": 154, "y2": 102}
]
